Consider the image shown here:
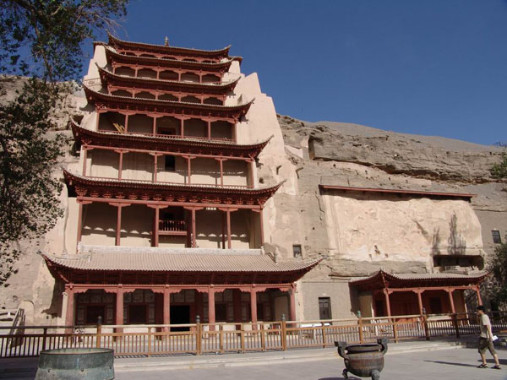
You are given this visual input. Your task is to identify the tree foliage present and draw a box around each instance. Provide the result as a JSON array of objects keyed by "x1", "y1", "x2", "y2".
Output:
[
  {"x1": 488, "y1": 243, "x2": 507, "y2": 309},
  {"x1": 1, "y1": 0, "x2": 127, "y2": 81},
  {"x1": 490, "y1": 152, "x2": 507, "y2": 179},
  {"x1": 0, "y1": 0, "x2": 127, "y2": 285}
]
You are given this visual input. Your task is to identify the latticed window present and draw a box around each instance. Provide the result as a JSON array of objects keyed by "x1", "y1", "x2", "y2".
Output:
[
  {"x1": 319, "y1": 297, "x2": 332, "y2": 320},
  {"x1": 492, "y1": 230, "x2": 502, "y2": 244}
]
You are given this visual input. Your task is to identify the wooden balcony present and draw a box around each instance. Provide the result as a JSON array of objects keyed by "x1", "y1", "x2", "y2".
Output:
[{"x1": 158, "y1": 219, "x2": 187, "y2": 236}]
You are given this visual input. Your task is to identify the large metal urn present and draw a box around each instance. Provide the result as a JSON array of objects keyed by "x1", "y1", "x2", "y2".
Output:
[
  {"x1": 335, "y1": 338, "x2": 388, "y2": 380},
  {"x1": 35, "y1": 348, "x2": 114, "y2": 380}
]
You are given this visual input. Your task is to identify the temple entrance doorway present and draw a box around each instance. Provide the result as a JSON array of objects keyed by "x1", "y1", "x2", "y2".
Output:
[{"x1": 171, "y1": 305, "x2": 190, "y2": 331}]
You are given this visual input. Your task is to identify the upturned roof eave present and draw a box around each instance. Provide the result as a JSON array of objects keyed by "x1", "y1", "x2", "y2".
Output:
[
  {"x1": 83, "y1": 85, "x2": 253, "y2": 114},
  {"x1": 97, "y1": 64, "x2": 240, "y2": 92},
  {"x1": 108, "y1": 34, "x2": 231, "y2": 57},
  {"x1": 70, "y1": 119, "x2": 272, "y2": 157},
  {"x1": 103, "y1": 45, "x2": 234, "y2": 70},
  {"x1": 63, "y1": 169, "x2": 283, "y2": 197},
  {"x1": 41, "y1": 252, "x2": 321, "y2": 274}
]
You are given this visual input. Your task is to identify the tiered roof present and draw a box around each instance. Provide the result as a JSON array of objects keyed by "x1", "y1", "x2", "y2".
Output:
[
  {"x1": 64, "y1": 170, "x2": 283, "y2": 207},
  {"x1": 71, "y1": 119, "x2": 271, "y2": 159},
  {"x1": 97, "y1": 65, "x2": 239, "y2": 96},
  {"x1": 84, "y1": 85, "x2": 252, "y2": 121},
  {"x1": 42, "y1": 252, "x2": 321, "y2": 285},
  {"x1": 348, "y1": 270, "x2": 488, "y2": 291},
  {"x1": 104, "y1": 45, "x2": 234, "y2": 72},
  {"x1": 106, "y1": 34, "x2": 237, "y2": 61}
]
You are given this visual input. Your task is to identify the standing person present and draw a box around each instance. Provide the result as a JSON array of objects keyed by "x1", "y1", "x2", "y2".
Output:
[{"x1": 476, "y1": 306, "x2": 501, "y2": 369}]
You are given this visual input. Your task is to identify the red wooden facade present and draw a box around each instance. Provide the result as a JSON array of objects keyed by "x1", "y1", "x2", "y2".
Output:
[
  {"x1": 349, "y1": 270, "x2": 487, "y2": 317},
  {"x1": 43, "y1": 36, "x2": 317, "y2": 328}
]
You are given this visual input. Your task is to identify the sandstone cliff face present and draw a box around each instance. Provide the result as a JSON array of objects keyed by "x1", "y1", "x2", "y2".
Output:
[{"x1": 277, "y1": 114, "x2": 507, "y2": 278}]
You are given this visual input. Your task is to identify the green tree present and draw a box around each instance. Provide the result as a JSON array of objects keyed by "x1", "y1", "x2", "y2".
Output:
[
  {"x1": 0, "y1": 0, "x2": 127, "y2": 285},
  {"x1": 490, "y1": 152, "x2": 507, "y2": 179},
  {"x1": 488, "y1": 243, "x2": 507, "y2": 310},
  {"x1": 490, "y1": 142, "x2": 507, "y2": 179}
]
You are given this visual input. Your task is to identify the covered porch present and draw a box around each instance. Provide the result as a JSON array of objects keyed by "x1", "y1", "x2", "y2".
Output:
[
  {"x1": 42, "y1": 250, "x2": 320, "y2": 328},
  {"x1": 350, "y1": 270, "x2": 487, "y2": 317}
]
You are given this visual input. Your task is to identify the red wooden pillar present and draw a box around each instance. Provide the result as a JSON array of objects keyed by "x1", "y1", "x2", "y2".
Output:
[
  {"x1": 447, "y1": 289, "x2": 456, "y2": 313},
  {"x1": 154, "y1": 206, "x2": 160, "y2": 247},
  {"x1": 250, "y1": 288, "x2": 258, "y2": 328},
  {"x1": 221, "y1": 212, "x2": 226, "y2": 249},
  {"x1": 184, "y1": 156, "x2": 195, "y2": 185},
  {"x1": 116, "y1": 288, "x2": 124, "y2": 333},
  {"x1": 163, "y1": 289, "x2": 171, "y2": 331},
  {"x1": 124, "y1": 114, "x2": 130, "y2": 133},
  {"x1": 111, "y1": 203, "x2": 130, "y2": 246},
  {"x1": 259, "y1": 208, "x2": 264, "y2": 246},
  {"x1": 215, "y1": 158, "x2": 225, "y2": 187},
  {"x1": 116, "y1": 150, "x2": 125, "y2": 180},
  {"x1": 116, "y1": 205, "x2": 122, "y2": 246},
  {"x1": 153, "y1": 154, "x2": 158, "y2": 183},
  {"x1": 207, "y1": 120, "x2": 211, "y2": 140},
  {"x1": 191, "y1": 208, "x2": 197, "y2": 248},
  {"x1": 247, "y1": 159, "x2": 255, "y2": 188},
  {"x1": 416, "y1": 289, "x2": 424, "y2": 315},
  {"x1": 151, "y1": 153, "x2": 162, "y2": 183},
  {"x1": 383, "y1": 289, "x2": 392, "y2": 317},
  {"x1": 152, "y1": 115, "x2": 157, "y2": 135},
  {"x1": 81, "y1": 147, "x2": 88, "y2": 176},
  {"x1": 226, "y1": 210, "x2": 232, "y2": 248},
  {"x1": 208, "y1": 288, "x2": 216, "y2": 327},
  {"x1": 184, "y1": 207, "x2": 202, "y2": 248},
  {"x1": 218, "y1": 208, "x2": 238, "y2": 249},
  {"x1": 77, "y1": 202, "x2": 84, "y2": 244},
  {"x1": 179, "y1": 117, "x2": 185, "y2": 137},
  {"x1": 252, "y1": 208, "x2": 264, "y2": 246},
  {"x1": 65, "y1": 286, "x2": 75, "y2": 327},
  {"x1": 289, "y1": 288, "x2": 296, "y2": 322},
  {"x1": 475, "y1": 286, "x2": 483, "y2": 306}
]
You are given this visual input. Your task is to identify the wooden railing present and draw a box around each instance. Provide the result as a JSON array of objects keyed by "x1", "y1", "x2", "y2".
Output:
[{"x1": 1, "y1": 312, "x2": 506, "y2": 358}]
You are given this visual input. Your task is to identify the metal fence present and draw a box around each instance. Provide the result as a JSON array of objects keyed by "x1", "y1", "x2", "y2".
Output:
[{"x1": 1, "y1": 312, "x2": 506, "y2": 358}]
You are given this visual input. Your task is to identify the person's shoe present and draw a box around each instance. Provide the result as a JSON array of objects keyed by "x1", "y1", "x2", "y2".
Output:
[
  {"x1": 477, "y1": 363, "x2": 487, "y2": 368},
  {"x1": 492, "y1": 365, "x2": 501, "y2": 370}
]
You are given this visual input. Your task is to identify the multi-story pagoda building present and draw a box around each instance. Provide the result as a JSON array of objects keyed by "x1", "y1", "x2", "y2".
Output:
[{"x1": 43, "y1": 35, "x2": 319, "y2": 327}]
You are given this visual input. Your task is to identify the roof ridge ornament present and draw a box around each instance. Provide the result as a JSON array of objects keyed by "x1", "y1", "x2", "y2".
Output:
[{"x1": 164, "y1": 36, "x2": 169, "y2": 46}]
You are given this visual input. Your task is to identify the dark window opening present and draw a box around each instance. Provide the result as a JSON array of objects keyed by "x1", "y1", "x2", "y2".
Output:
[
  {"x1": 257, "y1": 303, "x2": 264, "y2": 321},
  {"x1": 492, "y1": 230, "x2": 502, "y2": 244},
  {"x1": 129, "y1": 305, "x2": 147, "y2": 324},
  {"x1": 433, "y1": 255, "x2": 482, "y2": 269},
  {"x1": 319, "y1": 297, "x2": 331, "y2": 320},
  {"x1": 86, "y1": 305, "x2": 105, "y2": 324},
  {"x1": 215, "y1": 304, "x2": 227, "y2": 322},
  {"x1": 165, "y1": 155, "x2": 176, "y2": 171},
  {"x1": 429, "y1": 297, "x2": 442, "y2": 314},
  {"x1": 293, "y1": 244, "x2": 302, "y2": 258},
  {"x1": 158, "y1": 127, "x2": 176, "y2": 136}
]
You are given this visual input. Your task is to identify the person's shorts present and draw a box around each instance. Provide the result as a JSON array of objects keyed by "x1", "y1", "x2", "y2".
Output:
[{"x1": 478, "y1": 337, "x2": 496, "y2": 355}]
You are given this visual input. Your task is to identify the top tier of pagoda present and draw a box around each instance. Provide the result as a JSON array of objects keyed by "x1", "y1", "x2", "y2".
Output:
[{"x1": 98, "y1": 34, "x2": 241, "y2": 63}]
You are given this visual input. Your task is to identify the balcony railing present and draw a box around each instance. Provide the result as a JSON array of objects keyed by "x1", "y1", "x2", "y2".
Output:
[{"x1": 159, "y1": 219, "x2": 186, "y2": 232}]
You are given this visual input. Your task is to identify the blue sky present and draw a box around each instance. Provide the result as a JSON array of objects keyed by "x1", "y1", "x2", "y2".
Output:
[{"x1": 94, "y1": 0, "x2": 507, "y2": 145}]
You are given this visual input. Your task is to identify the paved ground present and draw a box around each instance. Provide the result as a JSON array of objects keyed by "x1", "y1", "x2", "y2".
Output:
[{"x1": 1, "y1": 340, "x2": 505, "y2": 379}]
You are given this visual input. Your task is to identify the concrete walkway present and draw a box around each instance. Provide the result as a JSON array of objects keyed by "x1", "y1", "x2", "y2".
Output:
[{"x1": 0, "y1": 339, "x2": 504, "y2": 379}]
